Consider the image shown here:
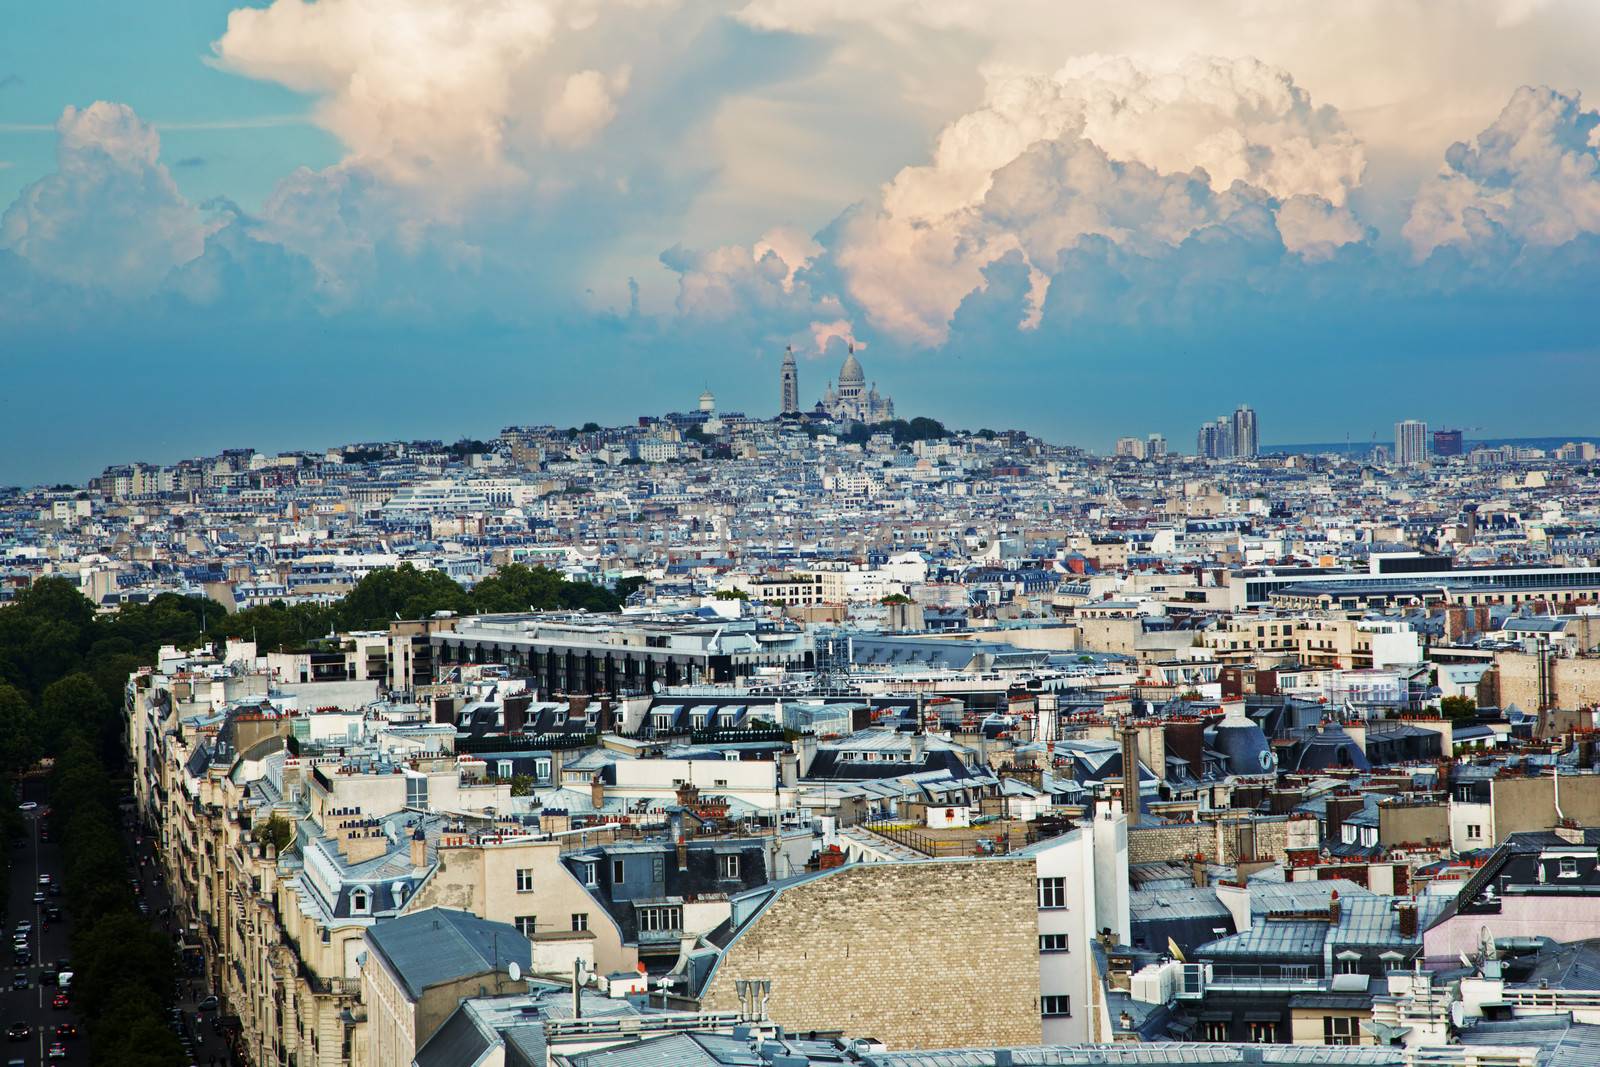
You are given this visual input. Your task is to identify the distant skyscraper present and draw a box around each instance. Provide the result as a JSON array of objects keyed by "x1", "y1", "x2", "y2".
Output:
[
  {"x1": 1196, "y1": 418, "x2": 1234, "y2": 459},
  {"x1": 780, "y1": 346, "x2": 800, "y2": 415},
  {"x1": 1115, "y1": 436, "x2": 1146, "y2": 459},
  {"x1": 1432, "y1": 428, "x2": 1464, "y2": 457},
  {"x1": 1147, "y1": 433, "x2": 1167, "y2": 458},
  {"x1": 1395, "y1": 419, "x2": 1429, "y2": 467},
  {"x1": 1232, "y1": 405, "x2": 1258, "y2": 458}
]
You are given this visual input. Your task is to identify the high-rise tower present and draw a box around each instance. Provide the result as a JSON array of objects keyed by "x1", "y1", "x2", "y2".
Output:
[
  {"x1": 1232, "y1": 405, "x2": 1258, "y2": 458},
  {"x1": 1395, "y1": 419, "x2": 1429, "y2": 467},
  {"x1": 780, "y1": 345, "x2": 799, "y2": 415}
]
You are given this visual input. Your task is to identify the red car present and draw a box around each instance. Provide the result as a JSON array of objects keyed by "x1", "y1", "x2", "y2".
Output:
[
  {"x1": 53, "y1": 1023, "x2": 76, "y2": 1039},
  {"x1": 50, "y1": 992, "x2": 68, "y2": 1010}
]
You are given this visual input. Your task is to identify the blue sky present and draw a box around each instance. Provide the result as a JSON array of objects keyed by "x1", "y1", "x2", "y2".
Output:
[{"x1": 3, "y1": 1, "x2": 1600, "y2": 484}]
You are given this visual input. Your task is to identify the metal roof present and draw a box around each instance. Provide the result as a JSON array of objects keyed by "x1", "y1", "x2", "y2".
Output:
[{"x1": 364, "y1": 907, "x2": 531, "y2": 1001}]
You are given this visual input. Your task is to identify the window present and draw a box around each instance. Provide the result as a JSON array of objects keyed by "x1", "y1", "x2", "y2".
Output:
[
  {"x1": 1561, "y1": 857, "x2": 1579, "y2": 878},
  {"x1": 515, "y1": 916, "x2": 537, "y2": 937},
  {"x1": 1202, "y1": 1021, "x2": 1230, "y2": 1042},
  {"x1": 1324, "y1": 1016, "x2": 1356, "y2": 1045},
  {"x1": 516, "y1": 868, "x2": 534, "y2": 893},
  {"x1": 714, "y1": 778, "x2": 729, "y2": 788},
  {"x1": 1466, "y1": 824, "x2": 1482, "y2": 840},
  {"x1": 581, "y1": 862, "x2": 598, "y2": 887},
  {"x1": 1337, "y1": 956, "x2": 1362, "y2": 975},
  {"x1": 1039, "y1": 934, "x2": 1069, "y2": 953},
  {"x1": 571, "y1": 913, "x2": 588, "y2": 932},
  {"x1": 637, "y1": 905, "x2": 683, "y2": 932},
  {"x1": 1249, "y1": 1021, "x2": 1277, "y2": 1043},
  {"x1": 405, "y1": 775, "x2": 429, "y2": 808},
  {"x1": 1037, "y1": 877, "x2": 1067, "y2": 909},
  {"x1": 497, "y1": 760, "x2": 514, "y2": 779},
  {"x1": 720, "y1": 854, "x2": 741, "y2": 880},
  {"x1": 351, "y1": 890, "x2": 368, "y2": 914},
  {"x1": 535, "y1": 758, "x2": 552, "y2": 780},
  {"x1": 613, "y1": 859, "x2": 625, "y2": 883},
  {"x1": 652, "y1": 856, "x2": 665, "y2": 882},
  {"x1": 1041, "y1": 995, "x2": 1071, "y2": 1017}
]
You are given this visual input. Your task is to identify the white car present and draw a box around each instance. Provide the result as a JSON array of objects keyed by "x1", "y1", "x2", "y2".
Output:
[{"x1": 15, "y1": 803, "x2": 35, "y2": 813}]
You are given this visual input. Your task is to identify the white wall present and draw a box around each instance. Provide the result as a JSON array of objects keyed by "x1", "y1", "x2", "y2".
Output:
[{"x1": 1034, "y1": 829, "x2": 1097, "y2": 1044}]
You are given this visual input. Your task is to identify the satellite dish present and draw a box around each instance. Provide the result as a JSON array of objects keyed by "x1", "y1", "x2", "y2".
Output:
[{"x1": 508, "y1": 961, "x2": 521, "y2": 983}]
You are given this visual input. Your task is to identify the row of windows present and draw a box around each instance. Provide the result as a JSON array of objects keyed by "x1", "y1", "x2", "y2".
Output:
[{"x1": 515, "y1": 913, "x2": 589, "y2": 936}]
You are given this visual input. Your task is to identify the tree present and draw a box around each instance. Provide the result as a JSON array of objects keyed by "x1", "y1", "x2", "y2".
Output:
[
  {"x1": 470, "y1": 564, "x2": 622, "y2": 614},
  {"x1": 509, "y1": 774, "x2": 535, "y2": 796},
  {"x1": 335, "y1": 563, "x2": 473, "y2": 630},
  {"x1": 253, "y1": 813, "x2": 296, "y2": 855},
  {"x1": 0, "y1": 684, "x2": 38, "y2": 774},
  {"x1": 41, "y1": 672, "x2": 115, "y2": 757},
  {"x1": 1441, "y1": 695, "x2": 1477, "y2": 721},
  {"x1": 880, "y1": 593, "x2": 913, "y2": 605},
  {"x1": 713, "y1": 589, "x2": 749, "y2": 601}
]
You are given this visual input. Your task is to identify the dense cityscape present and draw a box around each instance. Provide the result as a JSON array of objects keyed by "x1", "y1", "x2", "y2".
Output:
[
  {"x1": 10, "y1": 3, "x2": 1600, "y2": 1067},
  {"x1": 2, "y1": 346, "x2": 1600, "y2": 1065}
]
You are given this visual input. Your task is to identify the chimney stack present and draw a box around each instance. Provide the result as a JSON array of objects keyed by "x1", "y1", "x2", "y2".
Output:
[
  {"x1": 410, "y1": 827, "x2": 427, "y2": 869},
  {"x1": 1121, "y1": 726, "x2": 1141, "y2": 827},
  {"x1": 1396, "y1": 900, "x2": 1418, "y2": 939},
  {"x1": 1190, "y1": 853, "x2": 1208, "y2": 888},
  {"x1": 590, "y1": 776, "x2": 605, "y2": 812},
  {"x1": 1328, "y1": 889, "x2": 1341, "y2": 924}
]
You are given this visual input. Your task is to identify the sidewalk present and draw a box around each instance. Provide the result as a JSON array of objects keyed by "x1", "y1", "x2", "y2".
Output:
[{"x1": 128, "y1": 817, "x2": 239, "y2": 1067}]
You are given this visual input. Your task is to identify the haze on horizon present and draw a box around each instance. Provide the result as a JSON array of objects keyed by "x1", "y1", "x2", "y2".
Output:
[{"x1": 4, "y1": 0, "x2": 1600, "y2": 483}]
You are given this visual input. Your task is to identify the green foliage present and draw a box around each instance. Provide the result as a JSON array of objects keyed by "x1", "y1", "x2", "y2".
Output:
[
  {"x1": 1441, "y1": 694, "x2": 1477, "y2": 721},
  {"x1": 469, "y1": 563, "x2": 621, "y2": 614},
  {"x1": 335, "y1": 562, "x2": 474, "y2": 630},
  {"x1": 880, "y1": 593, "x2": 913, "y2": 605},
  {"x1": 211, "y1": 600, "x2": 336, "y2": 653},
  {"x1": 713, "y1": 588, "x2": 750, "y2": 601},
  {"x1": 614, "y1": 576, "x2": 646, "y2": 601},
  {"x1": 835, "y1": 416, "x2": 951, "y2": 446},
  {"x1": 253, "y1": 813, "x2": 297, "y2": 855},
  {"x1": 509, "y1": 774, "x2": 535, "y2": 796},
  {"x1": 0, "y1": 683, "x2": 39, "y2": 774}
]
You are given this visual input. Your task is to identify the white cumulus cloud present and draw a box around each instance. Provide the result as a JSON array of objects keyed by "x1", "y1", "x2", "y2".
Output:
[
  {"x1": 835, "y1": 56, "x2": 1367, "y2": 345},
  {"x1": 213, "y1": 0, "x2": 662, "y2": 189},
  {"x1": 0, "y1": 102, "x2": 204, "y2": 295},
  {"x1": 1404, "y1": 85, "x2": 1600, "y2": 258}
]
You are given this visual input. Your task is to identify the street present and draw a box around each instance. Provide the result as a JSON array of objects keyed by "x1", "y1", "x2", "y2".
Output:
[
  {"x1": 4, "y1": 777, "x2": 84, "y2": 1066},
  {"x1": 3, "y1": 777, "x2": 236, "y2": 1067}
]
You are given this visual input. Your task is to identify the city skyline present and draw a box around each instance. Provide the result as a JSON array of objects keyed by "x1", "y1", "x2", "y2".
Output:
[{"x1": 5, "y1": 4, "x2": 1600, "y2": 480}]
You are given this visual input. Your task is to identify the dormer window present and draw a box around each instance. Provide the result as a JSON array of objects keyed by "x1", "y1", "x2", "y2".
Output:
[{"x1": 351, "y1": 890, "x2": 369, "y2": 914}]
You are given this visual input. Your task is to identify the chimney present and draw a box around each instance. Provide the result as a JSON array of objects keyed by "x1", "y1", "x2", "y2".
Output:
[
  {"x1": 410, "y1": 827, "x2": 427, "y2": 868},
  {"x1": 1396, "y1": 900, "x2": 1418, "y2": 939},
  {"x1": 1328, "y1": 889, "x2": 1341, "y2": 924},
  {"x1": 1121, "y1": 726, "x2": 1141, "y2": 827},
  {"x1": 1191, "y1": 853, "x2": 1209, "y2": 888},
  {"x1": 590, "y1": 776, "x2": 605, "y2": 811}
]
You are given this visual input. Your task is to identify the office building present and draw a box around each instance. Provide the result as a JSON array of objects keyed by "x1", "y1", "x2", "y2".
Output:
[
  {"x1": 1432, "y1": 428, "x2": 1464, "y2": 457},
  {"x1": 1232, "y1": 405, "x2": 1257, "y2": 458},
  {"x1": 1395, "y1": 419, "x2": 1429, "y2": 466}
]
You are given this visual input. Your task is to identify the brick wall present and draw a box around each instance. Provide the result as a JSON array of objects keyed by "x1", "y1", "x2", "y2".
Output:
[
  {"x1": 702, "y1": 859, "x2": 1041, "y2": 1049},
  {"x1": 1127, "y1": 816, "x2": 1291, "y2": 866}
]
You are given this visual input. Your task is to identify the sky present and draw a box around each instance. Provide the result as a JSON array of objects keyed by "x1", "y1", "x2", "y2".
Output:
[{"x1": 4, "y1": 1, "x2": 1600, "y2": 484}]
